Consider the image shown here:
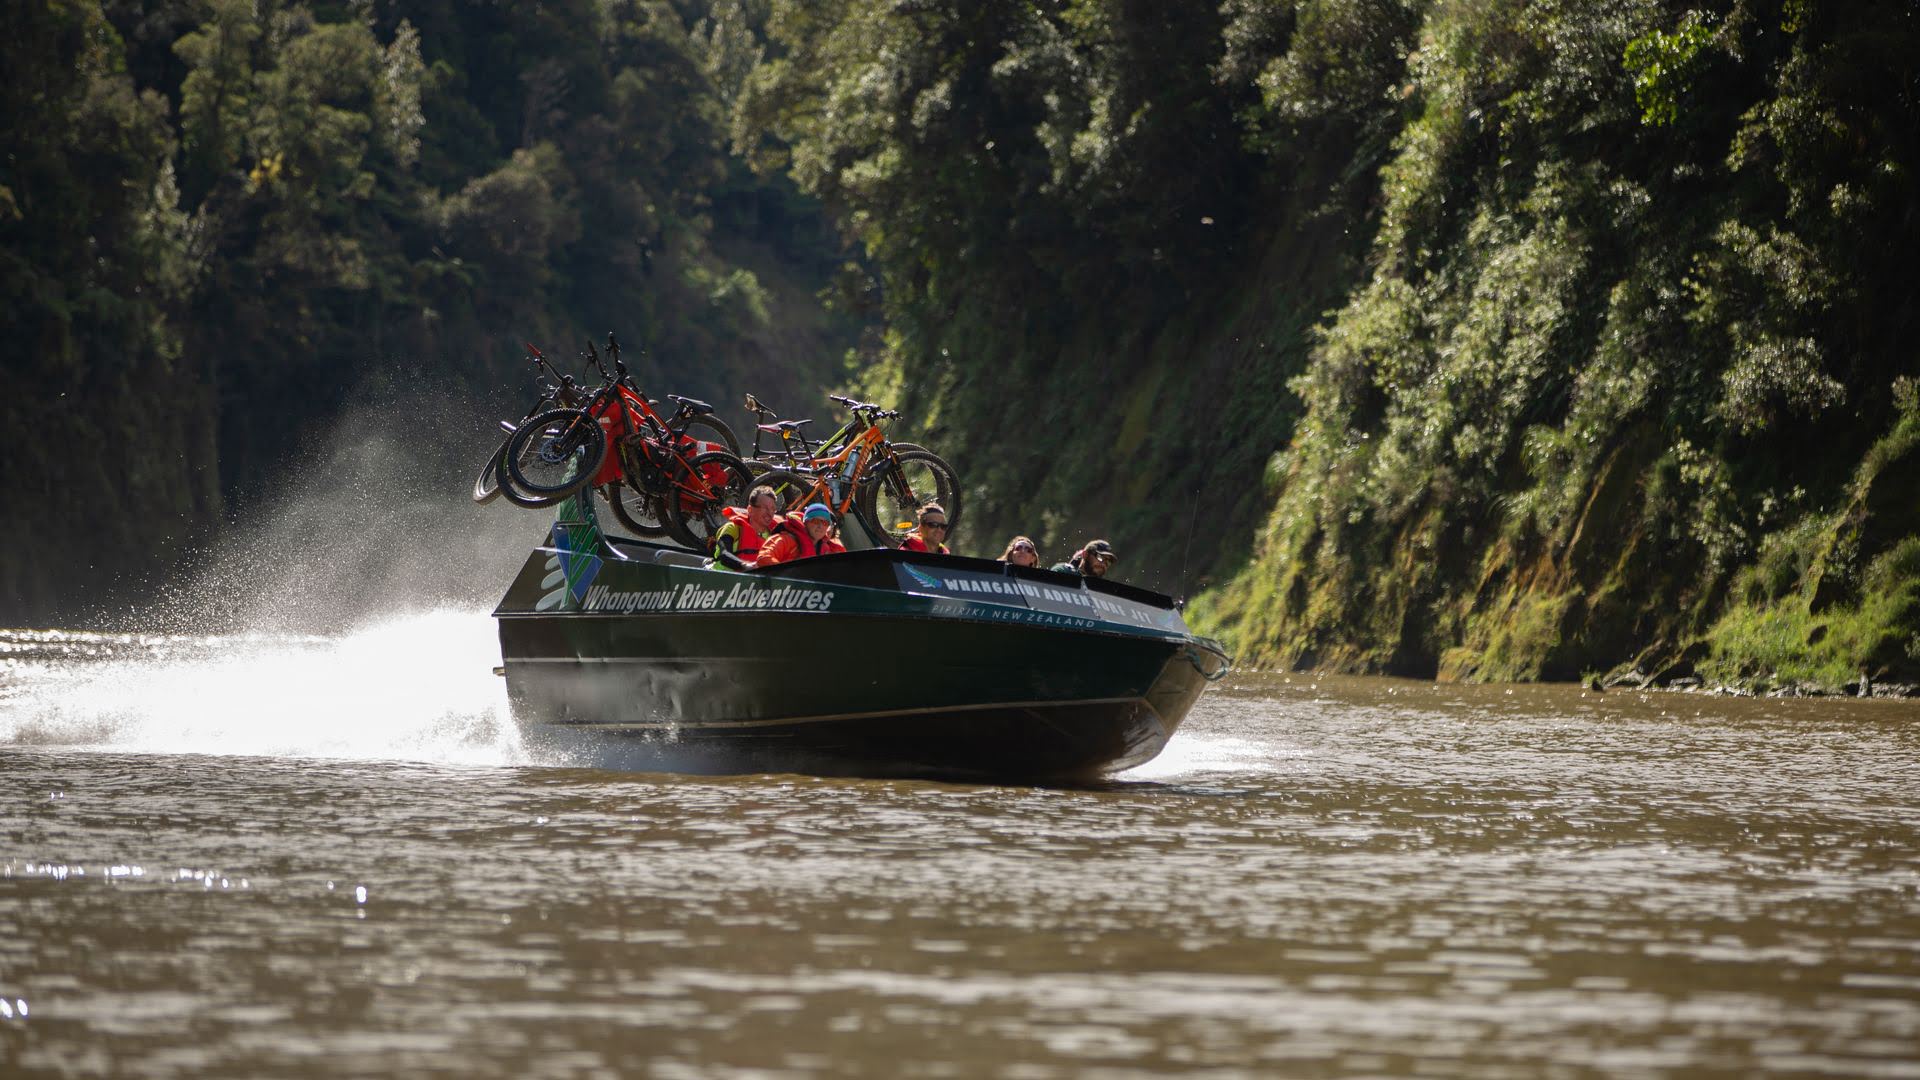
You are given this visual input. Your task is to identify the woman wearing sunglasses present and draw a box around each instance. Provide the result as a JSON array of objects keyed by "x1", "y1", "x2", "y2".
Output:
[
  {"x1": 899, "y1": 504, "x2": 952, "y2": 554},
  {"x1": 999, "y1": 536, "x2": 1039, "y2": 568}
]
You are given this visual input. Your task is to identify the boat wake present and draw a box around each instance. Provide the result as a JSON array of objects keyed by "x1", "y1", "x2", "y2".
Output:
[
  {"x1": 1118, "y1": 732, "x2": 1273, "y2": 781},
  {"x1": 0, "y1": 612, "x2": 526, "y2": 766}
]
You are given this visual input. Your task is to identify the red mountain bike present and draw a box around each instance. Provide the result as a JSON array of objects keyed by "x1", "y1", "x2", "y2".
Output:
[
  {"x1": 474, "y1": 342, "x2": 590, "y2": 508},
  {"x1": 501, "y1": 334, "x2": 751, "y2": 549}
]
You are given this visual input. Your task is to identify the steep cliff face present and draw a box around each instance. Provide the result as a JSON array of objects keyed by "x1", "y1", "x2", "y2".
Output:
[
  {"x1": 736, "y1": 0, "x2": 1417, "y2": 591},
  {"x1": 1191, "y1": 0, "x2": 1920, "y2": 689},
  {"x1": 740, "y1": 0, "x2": 1918, "y2": 688}
]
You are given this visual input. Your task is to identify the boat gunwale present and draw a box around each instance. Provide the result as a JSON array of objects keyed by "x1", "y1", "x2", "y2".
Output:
[
  {"x1": 500, "y1": 540, "x2": 1229, "y2": 658},
  {"x1": 596, "y1": 532, "x2": 1186, "y2": 609}
]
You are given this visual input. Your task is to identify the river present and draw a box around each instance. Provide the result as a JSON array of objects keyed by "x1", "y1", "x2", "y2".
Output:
[{"x1": 3, "y1": 617, "x2": 1918, "y2": 1077}]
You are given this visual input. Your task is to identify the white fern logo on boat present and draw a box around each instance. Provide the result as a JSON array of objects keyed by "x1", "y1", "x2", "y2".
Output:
[
  {"x1": 903, "y1": 564, "x2": 944, "y2": 590},
  {"x1": 535, "y1": 552, "x2": 570, "y2": 612}
]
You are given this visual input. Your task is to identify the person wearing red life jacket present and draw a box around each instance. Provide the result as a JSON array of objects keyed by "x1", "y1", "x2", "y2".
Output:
[
  {"x1": 709, "y1": 484, "x2": 780, "y2": 570},
  {"x1": 898, "y1": 503, "x2": 951, "y2": 554},
  {"x1": 754, "y1": 503, "x2": 847, "y2": 567}
]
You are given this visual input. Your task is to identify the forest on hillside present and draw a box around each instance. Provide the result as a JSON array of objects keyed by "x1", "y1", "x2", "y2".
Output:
[
  {"x1": 6, "y1": 0, "x2": 1917, "y2": 691},
  {"x1": 1, "y1": 0, "x2": 859, "y2": 624},
  {"x1": 734, "y1": 0, "x2": 1919, "y2": 692}
]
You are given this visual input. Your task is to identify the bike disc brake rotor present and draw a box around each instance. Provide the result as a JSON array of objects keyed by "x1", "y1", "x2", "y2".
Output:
[{"x1": 537, "y1": 426, "x2": 585, "y2": 465}]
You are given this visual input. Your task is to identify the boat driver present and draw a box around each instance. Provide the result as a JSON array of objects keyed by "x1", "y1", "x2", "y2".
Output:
[
  {"x1": 1051, "y1": 539, "x2": 1116, "y2": 578},
  {"x1": 755, "y1": 503, "x2": 847, "y2": 567},
  {"x1": 710, "y1": 484, "x2": 780, "y2": 571}
]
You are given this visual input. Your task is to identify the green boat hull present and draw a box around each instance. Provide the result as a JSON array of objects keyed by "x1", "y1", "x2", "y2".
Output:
[{"x1": 493, "y1": 507, "x2": 1229, "y2": 781}]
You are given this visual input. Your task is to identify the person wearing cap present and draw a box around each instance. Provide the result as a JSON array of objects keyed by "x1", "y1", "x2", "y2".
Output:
[
  {"x1": 754, "y1": 502, "x2": 847, "y2": 567},
  {"x1": 899, "y1": 503, "x2": 951, "y2": 554},
  {"x1": 999, "y1": 536, "x2": 1040, "y2": 568},
  {"x1": 1051, "y1": 539, "x2": 1116, "y2": 578}
]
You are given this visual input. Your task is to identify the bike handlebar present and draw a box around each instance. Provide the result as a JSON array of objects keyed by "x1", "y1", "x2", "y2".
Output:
[
  {"x1": 828, "y1": 394, "x2": 901, "y2": 419},
  {"x1": 604, "y1": 331, "x2": 632, "y2": 379},
  {"x1": 526, "y1": 343, "x2": 580, "y2": 388}
]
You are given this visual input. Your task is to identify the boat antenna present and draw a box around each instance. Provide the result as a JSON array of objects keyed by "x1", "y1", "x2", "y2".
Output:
[{"x1": 1176, "y1": 484, "x2": 1199, "y2": 609}]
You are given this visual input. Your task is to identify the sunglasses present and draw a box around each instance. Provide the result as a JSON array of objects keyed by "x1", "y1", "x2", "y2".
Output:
[
  {"x1": 921, "y1": 520, "x2": 948, "y2": 530},
  {"x1": 1012, "y1": 543, "x2": 1035, "y2": 553}
]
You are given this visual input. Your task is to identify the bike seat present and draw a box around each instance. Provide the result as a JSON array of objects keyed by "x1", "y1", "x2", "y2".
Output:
[
  {"x1": 756, "y1": 418, "x2": 813, "y2": 433},
  {"x1": 667, "y1": 394, "x2": 713, "y2": 415}
]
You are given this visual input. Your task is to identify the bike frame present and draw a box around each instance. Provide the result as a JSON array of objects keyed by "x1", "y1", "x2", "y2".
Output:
[
  {"x1": 546, "y1": 364, "x2": 729, "y2": 507},
  {"x1": 749, "y1": 397, "x2": 902, "y2": 477},
  {"x1": 770, "y1": 423, "x2": 894, "y2": 517}
]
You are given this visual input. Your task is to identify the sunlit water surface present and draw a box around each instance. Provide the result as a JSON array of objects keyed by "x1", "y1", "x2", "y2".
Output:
[{"x1": 4, "y1": 618, "x2": 1919, "y2": 1077}]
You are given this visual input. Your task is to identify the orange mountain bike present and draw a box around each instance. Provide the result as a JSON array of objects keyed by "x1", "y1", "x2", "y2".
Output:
[{"x1": 748, "y1": 395, "x2": 959, "y2": 548}]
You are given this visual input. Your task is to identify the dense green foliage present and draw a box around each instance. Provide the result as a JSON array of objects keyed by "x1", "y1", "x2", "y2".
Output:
[
  {"x1": 1194, "y1": 0, "x2": 1920, "y2": 688},
  {"x1": 9, "y1": 0, "x2": 1916, "y2": 689},
  {"x1": 1, "y1": 0, "x2": 853, "y2": 624},
  {"x1": 736, "y1": 0, "x2": 1420, "y2": 594},
  {"x1": 738, "y1": 0, "x2": 1918, "y2": 688}
]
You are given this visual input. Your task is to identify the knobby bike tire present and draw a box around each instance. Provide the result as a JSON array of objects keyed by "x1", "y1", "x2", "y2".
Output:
[
  {"x1": 674, "y1": 415, "x2": 741, "y2": 457},
  {"x1": 472, "y1": 435, "x2": 509, "y2": 505},
  {"x1": 747, "y1": 469, "x2": 822, "y2": 514},
  {"x1": 495, "y1": 441, "x2": 570, "y2": 509},
  {"x1": 888, "y1": 445, "x2": 960, "y2": 527},
  {"x1": 504, "y1": 408, "x2": 609, "y2": 499},
  {"x1": 663, "y1": 450, "x2": 754, "y2": 550},
  {"x1": 855, "y1": 448, "x2": 960, "y2": 548}
]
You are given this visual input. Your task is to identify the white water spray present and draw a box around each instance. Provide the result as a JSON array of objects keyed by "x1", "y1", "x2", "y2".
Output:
[
  {"x1": 0, "y1": 390, "x2": 555, "y2": 765},
  {"x1": 0, "y1": 612, "x2": 525, "y2": 765}
]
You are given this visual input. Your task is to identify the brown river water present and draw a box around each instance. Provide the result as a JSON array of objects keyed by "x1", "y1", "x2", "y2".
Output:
[{"x1": 3, "y1": 617, "x2": 1919, "y2": 1077}]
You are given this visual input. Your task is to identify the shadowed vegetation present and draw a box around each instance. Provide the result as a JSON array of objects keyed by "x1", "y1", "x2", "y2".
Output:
[{"x1": 7, "y1": 0, "x2": 1916, "y2": 690}]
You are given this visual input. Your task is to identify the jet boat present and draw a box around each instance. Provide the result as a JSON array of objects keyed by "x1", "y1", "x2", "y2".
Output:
[{"x1": 493, "y1": 495, "x2": 1230, "y2": 781}]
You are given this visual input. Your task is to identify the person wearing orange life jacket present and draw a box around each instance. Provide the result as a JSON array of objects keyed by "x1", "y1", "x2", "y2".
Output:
[
  {"x1": 754, "y1": 503, "x2": 847, "y2": 567},
  {"x1": 898, "y1": 503, "x2": 951, "y2": 554},
  {"x1": 709, "y1": 484, "x2": 780, "y2": 570}
]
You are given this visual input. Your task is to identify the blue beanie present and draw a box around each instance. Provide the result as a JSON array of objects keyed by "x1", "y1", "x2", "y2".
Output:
[{"x1": 803, "y1": 503, "x2": 834, "y2": 523}]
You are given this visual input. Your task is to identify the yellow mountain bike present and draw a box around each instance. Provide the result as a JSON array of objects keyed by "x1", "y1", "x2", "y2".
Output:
[{"x1": 746, "y1": 395, "x2": 960, "y2": 547}]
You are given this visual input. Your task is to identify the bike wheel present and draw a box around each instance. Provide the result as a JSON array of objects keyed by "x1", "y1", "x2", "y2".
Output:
[
  {"x1": 495, "y1": 450, "x2": 567, "y2": 508},
  {"x1": 663, "y1": 450, "x2": 754, "y2": 550},
  {"x1": 504, "y1": 409, "x2": 608, "y2": 500},
  {"x1": 856, "y1": 448, "x2": 960, "y2": 548},
  {"x1": 496, "y1": 437, "x2": 573, "y2": 508},
  {"x1": 674, "y1": 415, "x2": 741, "y2": 457},
  {"x1": 472, "y1": 434, "x2": 509, "y2": 505},
  {"x1": 604, "y1": 481, "x2": 669, "y2": 538},
  {"x1": 884, "y1": 445, "x2": 959, "y2": 527},
  {"x1": 749, "y1": 468, "x2": 819, "y2": 514}
]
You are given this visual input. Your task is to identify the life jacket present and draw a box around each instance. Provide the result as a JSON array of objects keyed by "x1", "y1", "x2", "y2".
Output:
[
  {"x1": 716, "y1": 505, "x2": 767, "y2": 560},
  {"x1": 757, "y1": 514, "x2": 845, "y2": 566},
  {"x1": 900, "y1": 534, "x2": 950, "y2": 555}
]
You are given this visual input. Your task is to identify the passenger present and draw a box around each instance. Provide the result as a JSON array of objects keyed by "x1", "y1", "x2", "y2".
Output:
[
  {"x1": 1000, "y1": 535, "x2": 1040, "y2": 568},
  {"x1": 1050, "y1": 539, "x2": 1116, "y2": 578},
  {"x1": 899, "y1": 504, "x2": 951, "y2": 554},
  {"x1": 709, "y1": 484, "x2": 779, "y2": 570},
  {"x1": 755, "y1": 502, "x2": 847, "y2": 567}
]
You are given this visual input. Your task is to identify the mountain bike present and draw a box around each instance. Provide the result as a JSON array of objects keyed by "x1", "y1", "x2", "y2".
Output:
[
  {"x1": 744, "y1": 394, "x2": 960, "y2": 537},
  {"x1": 746, "y1": 395, "x2": 959, "y2": 548},
  {"x1": 473, "y1": 342, "x2": 587, "y2": 507},
  {"x1": 501, "y1": 334, "x2": 751, "y2": 548}
]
